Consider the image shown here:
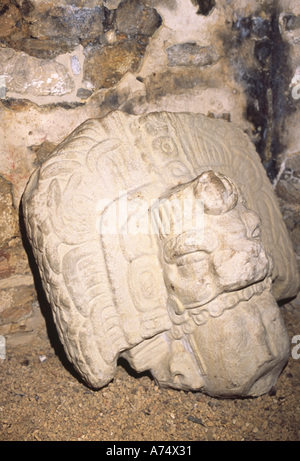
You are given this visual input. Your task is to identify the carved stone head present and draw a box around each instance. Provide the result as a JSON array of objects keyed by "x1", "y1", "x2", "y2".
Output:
[
  {"x1": 156, "y1": 170, "x2": 271, "y2": 310},
  {"x1": 22, "y1": 111, "x2": 299, "y2": 397},
  {"x1": 146, "y1": 170, "x2": 287, "y2": 396}
]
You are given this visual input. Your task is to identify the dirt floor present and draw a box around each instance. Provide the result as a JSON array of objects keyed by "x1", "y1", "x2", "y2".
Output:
[{"x1": 0, "y1": 298, "x2": 299, "y2": 442}]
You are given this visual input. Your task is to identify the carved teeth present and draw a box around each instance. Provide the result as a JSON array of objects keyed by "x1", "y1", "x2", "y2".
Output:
[
  {"x1": 243, "y1": 285, "x2": 254, "y2": 300},
  {"x1": 208, "y1": 300, "x2": 224, "y2": 317},
  {"x1": 191, "y1": 277, "x2": 271, "y2": 319},
  {"x1": 224, "y1": 294, "x2": 238, "y2": 308}
]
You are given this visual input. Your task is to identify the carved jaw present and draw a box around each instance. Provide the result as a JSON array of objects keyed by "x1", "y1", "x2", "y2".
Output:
[
  {"x1": 192, "y1": 288, "x2": 291, "y2": 398},
  {"x1": 159, "y1": 282, "x2": 290, "y2": 397}
]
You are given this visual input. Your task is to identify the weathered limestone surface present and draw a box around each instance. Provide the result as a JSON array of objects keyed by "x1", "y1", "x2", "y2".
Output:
[{"x1": 22, "y1": 111, "x2": 299, "y2": 397}]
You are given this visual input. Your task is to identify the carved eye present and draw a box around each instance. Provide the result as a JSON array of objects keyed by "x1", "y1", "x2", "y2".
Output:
[
  {"x1": 176, "y1": 250, "x2": 210, "y2": 266},
  {"x1": 163, "y1": 229, "x2": 218, "y2": 263}
]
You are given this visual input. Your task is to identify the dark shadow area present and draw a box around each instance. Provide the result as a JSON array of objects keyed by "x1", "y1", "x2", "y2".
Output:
[
  {"x1": 192, "y1": 0, "x2": 216, "y2": 16},
  {"x1": 117, "y1": 357, "x2": 154, "y2": 382},
  {"x1": 18, "y1": 198, "x2": 87, "y2": 387},
  {"x1": 278, "y1": 296, "x2": 296, "y2": 308},
  {"x1": 231, "y1": 9, "x2": 293, "y2": 183}
]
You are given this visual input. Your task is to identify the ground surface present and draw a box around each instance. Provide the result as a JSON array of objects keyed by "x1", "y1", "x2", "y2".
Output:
[{"x1": 0, "y1": 302, "x2": 299, "y2": 442}]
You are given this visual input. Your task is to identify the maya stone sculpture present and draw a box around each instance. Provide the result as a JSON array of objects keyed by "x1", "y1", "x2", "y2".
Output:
[{"x1": 22, "y1": 111, "x2": 299, "y2": 397}]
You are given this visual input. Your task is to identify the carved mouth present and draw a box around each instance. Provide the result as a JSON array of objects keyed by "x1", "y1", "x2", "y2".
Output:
[{"x1": 190, "y1": 276, "x2": 272, "y2": 321}]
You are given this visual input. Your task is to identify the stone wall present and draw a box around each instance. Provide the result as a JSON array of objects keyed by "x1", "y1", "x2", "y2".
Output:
[{"x1": 0, "y1": 0, "x2": 299, "y2": 345}]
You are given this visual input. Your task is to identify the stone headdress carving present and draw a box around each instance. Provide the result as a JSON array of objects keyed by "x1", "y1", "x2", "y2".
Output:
[{"x1": 22, "y1": 111, "x2": 299, "y2": 397}]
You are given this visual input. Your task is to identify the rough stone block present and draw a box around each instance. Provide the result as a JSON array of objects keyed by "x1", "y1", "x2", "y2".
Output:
[
  {"x1": 0, "y1": 176, "x2": 19, "y2": 245},
  {"x1": 115, "y1": 0, "x2": 162, "y2": 37},
  {"x1": 84, "y1": 40, "x2": 147, "y2": 89},
  {"x1": 0, "y1": 48, "x2": 74, "y2": 97},
  {"x1": 166, "y1": 43, "x2": 219, "y2": 67}
]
